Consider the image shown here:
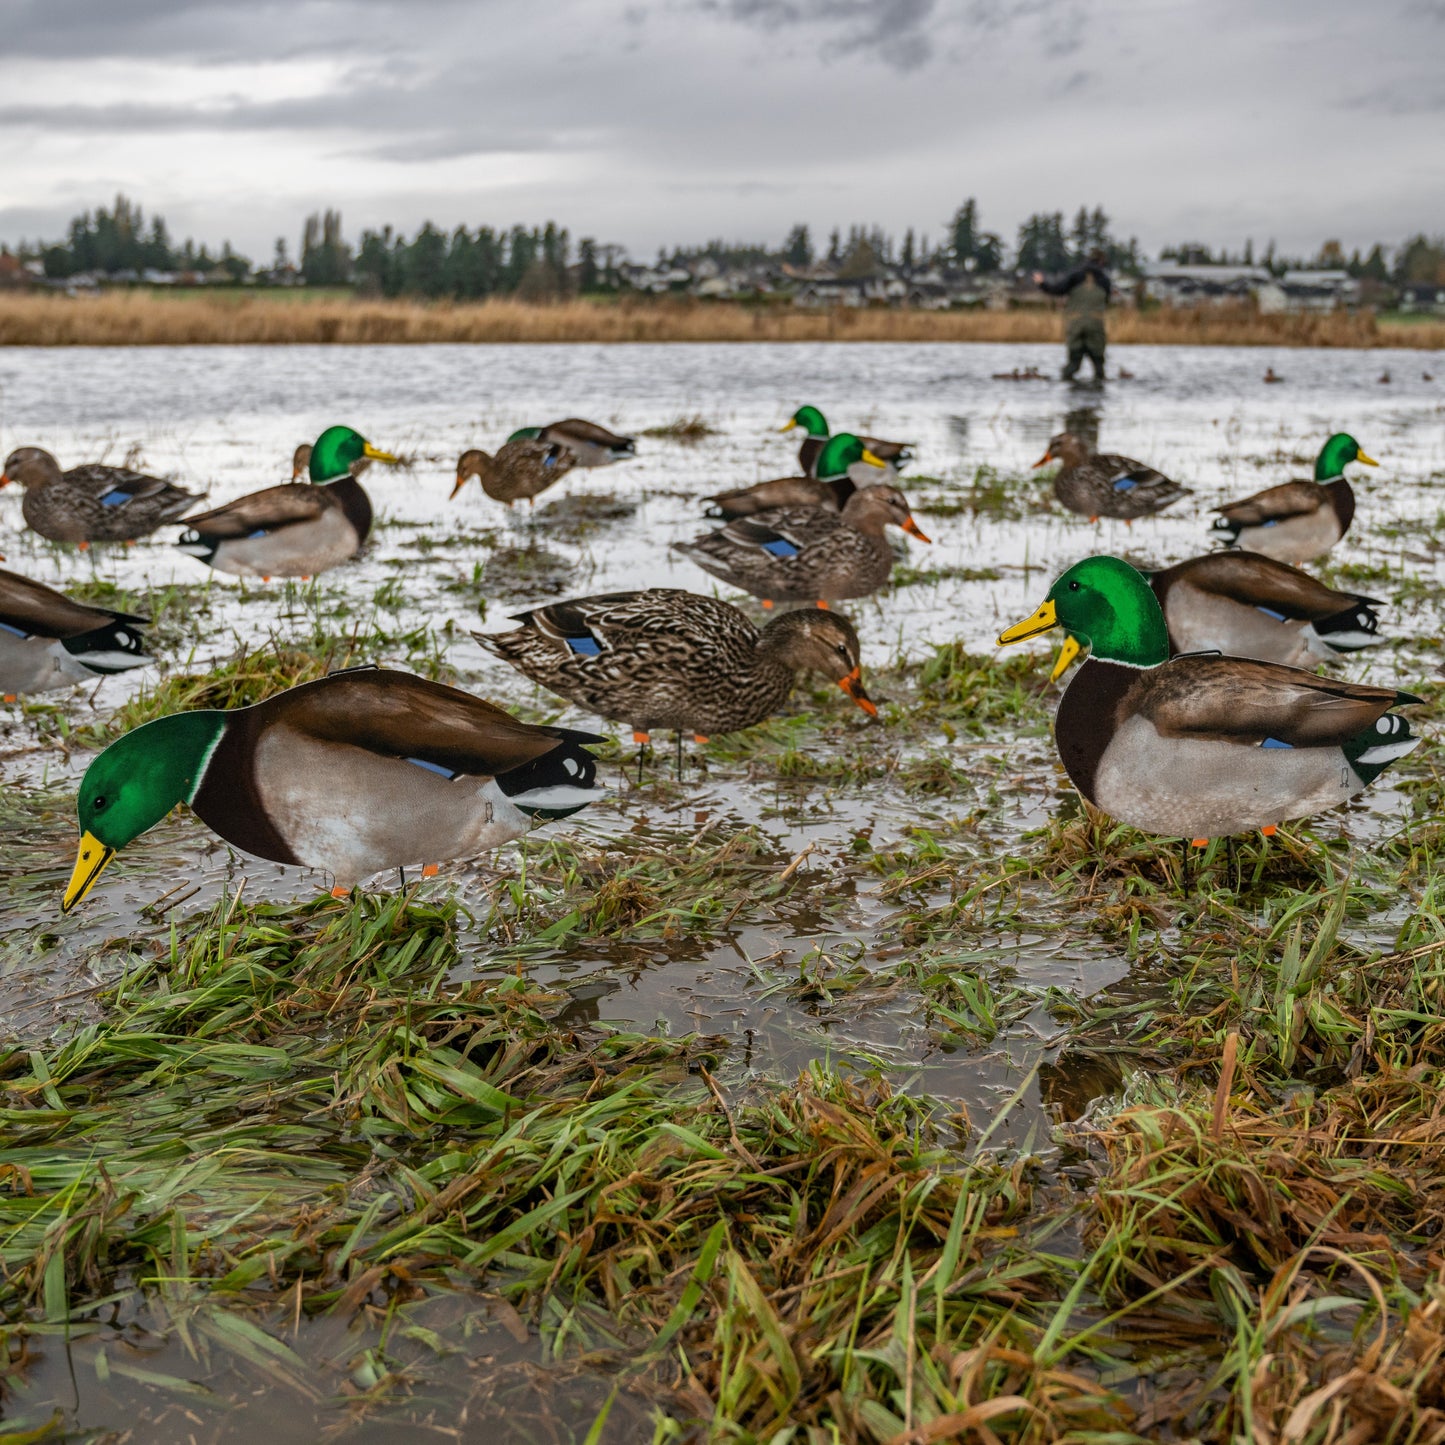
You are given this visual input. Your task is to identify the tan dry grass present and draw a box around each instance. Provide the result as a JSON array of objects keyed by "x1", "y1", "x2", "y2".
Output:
[{"x1": 1, "y1": 290, "x2": 1443, "y2": 347}]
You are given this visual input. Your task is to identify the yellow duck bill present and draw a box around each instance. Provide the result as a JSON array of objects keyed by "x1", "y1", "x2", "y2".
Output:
[
  {"x1": 1050, "y1": 634, "x2": 1082, "y2": 682},
  {"x1": 363, "y1": 443, "x2": 401, "y2": 465},
  {"x1": 61, "y1": 830, "x2": 115, "y2": 913},
  {"x1": 997, "y1": 598, "x2": 1059, "y2": 647}
]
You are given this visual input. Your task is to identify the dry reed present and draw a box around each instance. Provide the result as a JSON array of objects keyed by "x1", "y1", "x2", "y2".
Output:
[{"x1": 0, "y1": 290, "x2": 1441, "y2": 347}]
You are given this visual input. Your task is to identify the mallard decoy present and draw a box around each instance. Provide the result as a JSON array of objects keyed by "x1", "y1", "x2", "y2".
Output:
[
  {"x1": 0, "y1": 448, "x2": 203, "y2": 546},
  {"x1": 1210, "y1": 432, "x2": 1377, "y2": 563},
  {"x1": 0, "y1": 566, "x2": 151, "y2": 699},
  {"x1": 676, "y1": 486, "x2": 930, "y2": 606},
  {"x1": 1033, "y1": 433, "x2": 1190, "y2": 523},
  {"x1": 1263, "y1": 367, "x2": 1284, "y2": 384},
  {"x1": 1049, "y1": 552, "x2": 1384, "y2": 680},
  {"x1": 781, "y1": 405, "x2": 913, "y2": 477},
  {"x1": 474, "y1": 589, "x2": 876, "y2": 754},
  {"x1": 61, "y1": 667, "x2": 604, "y2": 911},
  {"x1": 998, "y1": 555, "x2": 1419, "y2": 844},
  {"x1": 453, "y1": 440, "x2": 576, "y2": 505},
  {"x1": 705, "y1": 434, "x2": 887, "y2": 519},
  {"x1": 291, "y1": 442, "x2": 369, "y2": 480},
  {"x1": 510, "y1": 419, "x2": 635, "y2": 467},
  {"x1": 177, "y1": 425, "x2": 398, "y2": 579}
]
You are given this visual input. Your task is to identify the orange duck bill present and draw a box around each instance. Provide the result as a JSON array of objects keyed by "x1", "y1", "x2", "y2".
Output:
[
  {"x1": 449, "y1": 474, "x2": 467, "y2": 500},
  {"x1": 901, "y1": 516, "x2": 932, "y2": 543},
  {"x1": 1031, "y1": 448, "x2": 1054, "y2": 469},
  {"x1": 839, "y1": 666, "x2": 878, "y2": 716}
]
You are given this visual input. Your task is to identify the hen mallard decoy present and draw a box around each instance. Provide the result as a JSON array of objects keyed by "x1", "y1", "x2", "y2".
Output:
[
  {"x1": 510, "y1": 419, "x2": 636, "y2": 468},
  {"x1": 1210, "y1": 433, "x2": 1377, "y2": 563},
  {"x1": 61, "y1": 667, "x2": 604, "y2": 911},
  {"x1": 705, "y1": 434, "x2": 887, "y2": 519},
  {"x1": 0, "y1": 448, "x2": 203, "y2": 545},
  {"x1": 998, "y1": 555, "x2": 1420, "y2": 844},
  {"x1": 1033, "y1": 433, "x2": 1191, "y2": 523},
  {"x1": 178, "y1": 425, "x2": 398, "y2": 579},
  {"x1": 0, "y1": 567, "x2": 151, "y2": 699},
  {"x1": 474, "y1": 589, "x2": 876, "y2": 755},
  {"x1": 782, "y1": 405, "x2": 913, "y2": 477},
  {"x1": 1049, "y1": 552, "x2": 1384, "y2": 680},
  {"x1": 676, "y1": 486, "x2": 930, "y2": 606},
  {"x1": 453, "y1": 440, "x2": 576, "y2": 505}
]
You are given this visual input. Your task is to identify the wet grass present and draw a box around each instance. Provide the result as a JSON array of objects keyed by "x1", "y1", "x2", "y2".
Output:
[{"x1": 640, "y1": 414, "x2": 719, "y2": 442}]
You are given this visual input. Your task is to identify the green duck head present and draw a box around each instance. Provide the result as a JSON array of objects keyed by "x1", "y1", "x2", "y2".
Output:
[
  {"x1": 309, "y1": 425, "x2": 399, "y2": 482},
  {"x1": 62, "y1": 711, "x2": 227, "y2": 913},
  {"x1": 780, "y1": 405, "x2": 829, "y2": 437},
  {"x1": 1315, "y1": 433, "x2": 1377, "y2": 481},
  {"x1": 814, "y1": 432, "x2": 887, "y2": 481},
  {"x1": 997, "y1": 555, "x2": 1169, "y2": 669}
]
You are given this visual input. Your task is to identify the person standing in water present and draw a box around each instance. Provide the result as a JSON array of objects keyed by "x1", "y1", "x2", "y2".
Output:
[{"x1": 1033, "y1": 250, "x2": 1111, "y2": 381}]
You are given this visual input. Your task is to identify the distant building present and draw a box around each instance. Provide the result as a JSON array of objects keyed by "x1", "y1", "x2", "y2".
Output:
[
  {"x1": 1143, "y1": 263, "x2": 1273, "y2": 307},
  {"x1": 1399, "y1": 282, "x2": 1445, "y2": 315}
]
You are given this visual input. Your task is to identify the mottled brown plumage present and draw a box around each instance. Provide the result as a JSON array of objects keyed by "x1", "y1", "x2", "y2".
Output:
[
  {"x1": 1035, "y1": 432, "x2": 1190, "y2": 522},
  {"x1": 474, "y1": 589, "x2": 875, "y2": 735},
  {"x1": 676, "y1": 485, "x2": 930, "y2": 603},
  {"x1": 453, "y1": 441, "x2": 576, "y2": 505},
  {"x1": 705, "y1": 475, "x2": 853, "y2": 519},
  {"x1": 1, "y1": 446, "x2": 203, "y2": 543}
]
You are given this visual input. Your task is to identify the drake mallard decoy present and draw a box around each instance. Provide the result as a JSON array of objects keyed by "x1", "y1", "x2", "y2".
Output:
[
  {"x1": 474, "y1": 589, "x2": 875, "y2": 751},
  {"x1": 291, "y1": 442, "x2": 370, "y2": 480},
  {"x1": 782, "y1": 405, "x2": 913, "y2": 477},
  {"x1": 0, "y1": 567, "x2": 152, "y2": 699},
  {"x1": 0, "y1": 448, "x2": 203, "y2": 545},
  {"x1": 510, "y1": 419, "x2": 635, "y2": 467},
  {"x1": 676, "y1": 486, "x2": 930, "y2": 606},
  {"x1": 1049, "y1": 552, "x2": 1384, "y2": 680},
  {"x1": 705, "y1": 434, "x2": 887, "y2": 519},
  {"x1": 1210, "y1": 433, "x2": 1377, "y2": 563},
  {"x1": 1033, "y1": 433, "x2": 1191, "y2": 523},
  {"x1": 61, "y1": 667, "x2": 604, "y2": 910},
  {"x1": 453, "y1": 440, "x2": 576, "y2": 505},
  {"x1": 178, "y1": 425, "x2": 398, "y2": 579},
  {"x1": 998, "y1": 555, "x2": 1420, "y2": 843}
]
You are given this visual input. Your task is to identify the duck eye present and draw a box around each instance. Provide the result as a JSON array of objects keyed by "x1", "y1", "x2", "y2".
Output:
[
  {"x1": 1069, "y1": 581, "x2": 1081, "y2": 592},
  {"x1": 836, "y1": 642, "x2": 850, "y2": 658},
  {"x1": 93, "y1": 795, "x2": 107, "y2": 812}
]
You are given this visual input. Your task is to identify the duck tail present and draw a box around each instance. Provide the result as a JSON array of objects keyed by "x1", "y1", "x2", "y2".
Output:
[
  {"x1": 1312, "y1": 601, "x2": 1383, "y2": 653},
  {"x1": 60, "y1": 619, "x2": 153, "y2": 674},
  {"x1": 176, "y1": 529, "x2": 218, "y2": 563},
  {"x1": 497, "y1": 738, "x2": 604, "y2": 819},
  {"x1": 1343, "y1": 710, "x2": 1420, "y2": 782},
  {"x1": 1209, "y1": 516, "x2": 1241, "y2": 546}
]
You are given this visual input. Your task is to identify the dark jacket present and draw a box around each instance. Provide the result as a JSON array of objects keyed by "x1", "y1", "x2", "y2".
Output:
[{"x1": 1038, "y1": 264, "x2": 1113, "y2": 301}]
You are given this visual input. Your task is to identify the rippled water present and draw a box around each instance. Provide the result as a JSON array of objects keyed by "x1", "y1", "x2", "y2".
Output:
[{"x1": 1, "y1": 339, "x2": 1442, "y2": 1133}]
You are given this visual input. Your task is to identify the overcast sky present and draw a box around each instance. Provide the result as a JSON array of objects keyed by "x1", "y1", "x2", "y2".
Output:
[{"x1": 2, "y1": 0, "x2": 1441, "y2": 263}]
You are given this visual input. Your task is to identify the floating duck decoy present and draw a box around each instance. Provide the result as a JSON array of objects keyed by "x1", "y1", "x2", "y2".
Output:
[
  {"x1": 1263, "y1": 367, "x2": 1284, "y2": 384},
  {"x1": 705, "y1": 434, "x2": 887, "y2": 519},
  {"x1": 1378, "y1": 370, "x2": 1392, "y2": 385},
  {"x1": 474, "y1": 589, "x2": 876, "y2": 773},
  {"x1": 0, "y1": 566, "x2": 152, "y2": 699},
  {"x1": 510, "y1": 420, "x2": 635, "y2": 468},
  {"x1": 0, "y1": 448, "x2": 203, "y2": 546},
  {"x1": 1034, "y1": 432, "x2": 1190, "y2": 523},
  {"x1": 453, "y1": 440, "x2": 576, "y2": 506},
  {"x1": 991, "y1": 366, "x2": 1050, "y2": 382},
  {"x1": 998, "y1": 555, "x2": 1420, "y2": 845},
  {"x1": 676, "y1": 486, "x2": 930, "y2": 607},
  {"x1": 177, "y1": 425, "x2": 398, "y2": 579},
  {"x1": 61, "y1": 667, "x2": 604, "y2": 911},
  {"x1": 1049, "y1": 551, "x2": 1384, "y2": 680},
  {"x1": 1209, "y1": 432, "x2": 1376, "y2": 564},
  {"x1": 781, "y1": 405, "x2": 914, "y2": 477}
]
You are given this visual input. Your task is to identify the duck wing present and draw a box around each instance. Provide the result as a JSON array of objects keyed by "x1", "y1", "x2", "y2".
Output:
[
  {"x1": 1213, "y1": 480, "x2": 1324, "y2": 526},
  {"x1": 1093, "y1": 453, "x2": 1189, "y2": 501},
  {"x1": 546, "y1": 418, "x2": 636, "y2": 448},
  {"x1": 0, "y1": 566, "x2": 145, "y2": 638},
  {"x1": 1159, "y1": 553, "x2": 1377, "y2": 621},
  {"x1": 1138, "y1": 654, "x2": 1415, "y2": 747},
  {"x1": 706, "y1": 476, "x2": 843, "y2": 518},
  {"x1": 182, "y1": 484, "x2": 334, "y2": 539},
  {"x1": 263, "y1": 669, "x2": 602, "y2": 777},
  {"x1": 858, "y1": 436, "x2": 915, "y2": 464},
  {"x1": 683, "y1": 508, "x2": 836, "y2": 563},
  {"x1": 64, "y1": 464, "x2": 203, "y2": 519}
]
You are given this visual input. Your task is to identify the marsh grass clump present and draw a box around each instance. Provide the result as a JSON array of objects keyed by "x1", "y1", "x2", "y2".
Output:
[{"x1": 640, "y1": 413, "x2": 718, "y2": 441}]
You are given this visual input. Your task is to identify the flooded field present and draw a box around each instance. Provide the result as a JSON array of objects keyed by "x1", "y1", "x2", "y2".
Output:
[{"x1": 2, "y1": 339, "x2": 1444, "y2": 1441}]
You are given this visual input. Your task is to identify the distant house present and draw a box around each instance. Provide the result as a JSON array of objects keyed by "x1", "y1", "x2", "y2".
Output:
[
  {"x1": 1143, "y1": 264, "x2": 1273, "y2": 307},
  {"x1": 1399, "y1": 282, "x2": 1445, "y2": 315},
  {"x1": 1272, "y1": 269, "x2": 1360, "y2": 313}
]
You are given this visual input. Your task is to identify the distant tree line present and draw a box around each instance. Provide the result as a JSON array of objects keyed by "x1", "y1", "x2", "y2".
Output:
[{"x1": 14, "y1": 192, "x2": 1445, "y2": 296}]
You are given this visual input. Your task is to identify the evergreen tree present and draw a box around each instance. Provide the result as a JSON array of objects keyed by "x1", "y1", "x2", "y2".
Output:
[
  {"x1": 949, "y1": 198, "x2": 978, "y2": 266},
  {"x1": 1016, "y1": 212, "x2": 1069, "y2": 272},
  {"x1": 783, "y1": 224, "x2": 813, "y2": 266},
  {"x1": 578, "y1": 237, "x2": 600, "y2": 293}
]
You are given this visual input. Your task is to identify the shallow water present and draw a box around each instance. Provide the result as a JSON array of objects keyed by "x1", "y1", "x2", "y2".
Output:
[{"x1": 0, "y1": 340, "x2": 1442, "y2": 1436}]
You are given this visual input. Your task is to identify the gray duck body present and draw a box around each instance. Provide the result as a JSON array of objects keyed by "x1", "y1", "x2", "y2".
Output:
[
  {"x1": 1042, "y1": 433, "x2": 1190, "y2": 522},
  {"x1": 2, "y1": 447, "x2": 202, "y2": 543}
]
